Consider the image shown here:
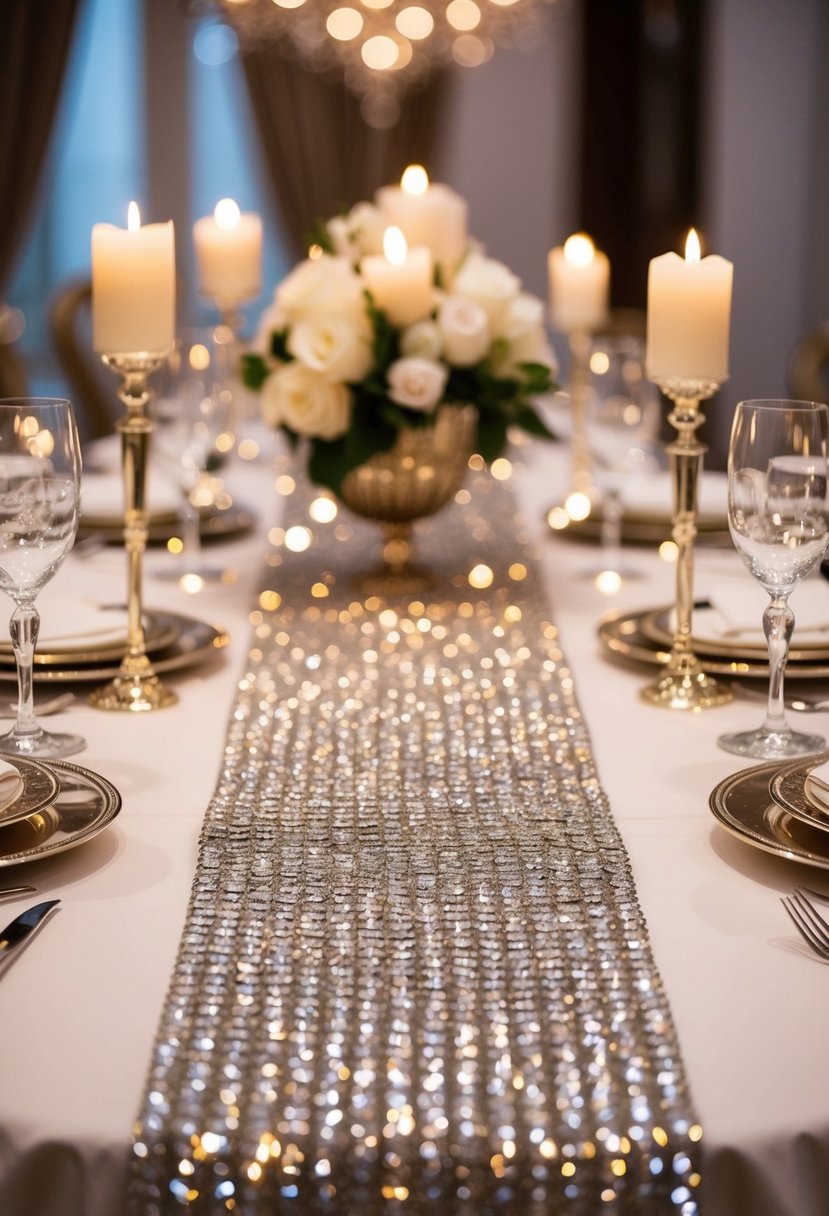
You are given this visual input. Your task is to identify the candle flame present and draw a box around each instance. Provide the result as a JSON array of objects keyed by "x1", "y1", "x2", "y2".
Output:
[
  {"x1": 401, "y1": 164, "x2": 429, "y2": 196},
  {"x1": 214, "y1": 198, "x2": 241, "y2": 231},
  {"x1": 684, "y1": 228, "x2": 701, "y2": 263},
  {"x1": 563, "y1": 232, "x2": 595, "y2": 269},
  {"x1": 384, "y1": 226, "x2": 408, "y2": 266},
  {"x1": 127, "y1": 201, "x2": 141, "y2": 232}
]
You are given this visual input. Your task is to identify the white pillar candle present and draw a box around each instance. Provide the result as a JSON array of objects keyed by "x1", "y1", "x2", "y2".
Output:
[
  {"x1": 646, "y1": 229, "x2": 733, "y2": 384},
  {"x1": 360, "y1": 227, "x2": 434, "y2": 328},
  {"x1": 193, "y1": 198, "x2": 262, "y2": 306},
  {"x1": 91, "y1": 203, "x2": 175, "y2": 354},
  {"x1": 375, "y1": 165, "x2": 467, "y2": 279},
  {"x1": 547, "y1": 232, "x2": 610, "y2": 333}
]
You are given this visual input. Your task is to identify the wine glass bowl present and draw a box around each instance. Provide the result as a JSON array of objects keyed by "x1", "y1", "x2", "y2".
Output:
[
  {"x1": 0, "y1": 398, "x2": 84, "y2": 759},
  {"x1": 718, "y1": 399, "x2": 829, "y2": 759}
]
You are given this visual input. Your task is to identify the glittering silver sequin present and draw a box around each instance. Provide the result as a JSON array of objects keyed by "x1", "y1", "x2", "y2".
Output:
[{"x1": 129, "y1": 470, "x2": 701, "y2": 1214}]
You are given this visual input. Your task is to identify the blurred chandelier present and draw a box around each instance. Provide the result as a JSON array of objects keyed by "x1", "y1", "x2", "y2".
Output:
[{"x1": 217, "y1": 0, "x2": 551, "y2": 122}]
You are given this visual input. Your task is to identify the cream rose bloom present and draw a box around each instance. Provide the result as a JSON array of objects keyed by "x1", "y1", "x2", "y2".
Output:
[
  {"x1": 450, "y1": 252, "x2": 521, "y2": 330},
  {"x1": 261, "y1": 362, "x2": 352, "y2": 439},
  {"x1": 400, "y1": 319, "x2": 443, "y2": 361},
  {"x1": 437, "y1": 296, "x2": 490, "y2": 367},
  {"x1": 287, "y1": 312, "x2": 373, "y2": 384},
  {"x1": 494, "y1": 293, "x2": 557, "y2": 376},
  {"x1": 327, "y1": 202, "x2": 386, "y2": 264},
  {"x1": 275, "y1": 255, "x2": 365, "y2": 326},
  {"x1": 386, "y1": 357, "x2": 448, "y2": 413}
]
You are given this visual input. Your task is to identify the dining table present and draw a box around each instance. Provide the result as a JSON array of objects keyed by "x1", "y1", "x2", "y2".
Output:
[{"x1": 0, "y1": 424, "x2": 826, "y2": 1216}]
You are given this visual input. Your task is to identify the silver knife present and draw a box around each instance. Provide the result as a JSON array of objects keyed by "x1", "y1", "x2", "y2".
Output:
[{"x1": 0, "y1": 900, "x2": 60, "y2": 968}]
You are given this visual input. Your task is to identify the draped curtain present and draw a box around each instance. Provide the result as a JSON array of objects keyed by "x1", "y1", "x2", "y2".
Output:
[
  {"x1": 0, "y1": 0, "x2": 82, "y2": 298},
  {"x1": 241, "y1": 46, "x2": 452, "y2": 258}
]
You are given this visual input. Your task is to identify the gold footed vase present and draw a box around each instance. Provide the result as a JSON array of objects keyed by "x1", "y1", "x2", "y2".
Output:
[{"x1": 339, "y1": 405, "x2": 477, "y2": 596}]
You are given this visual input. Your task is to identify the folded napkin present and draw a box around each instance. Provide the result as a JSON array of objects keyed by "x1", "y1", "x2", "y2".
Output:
[
  {"x1": 0, "y1": 760, "x2": 24, "y2": 819},
  {"x1": 694, "y1": 575, "x2": 829, "y2": 646},
  {"x1": 0, "y1": 594, "x2": 129, "y2": 652},
  {"x1": 616, "y1": 470, "x2": 728, "y2": 518},
  {"x1": 81, "y1": 470, "x2": 181, "y2": 519},
  {"x1": 805, "y1": 761, "x2": 829, "y2": 813}
]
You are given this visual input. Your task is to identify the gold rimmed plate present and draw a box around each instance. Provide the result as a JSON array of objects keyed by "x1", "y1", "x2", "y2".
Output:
[
  {"x1": 769, "y1": 754, "x2": 829, "y2": 833},
  {"x1": 0, "y1": 609, "x2": 230, "y2": 684},
  {"x1": 549, "y1": 505, "x2": 730, "y2": 548},
  {"x1": 710, "y1": 758, "x2": 829, "y2": 869},
  {"x1": 640, "y1": 601, "x2": 829, "y2": 663},
  {"x1": 0, "y1": 757, "x2": 60, "y2": 830},
  {"x1": 0, "y1": 607, "x2": 178, "y2": 667},
  {"x1": 78, "y1": 501, "x2": 256, "y2": 547},
  {"x1": 599, "y1": 605, "x2": 829, "y2": 680},
  {"x1": 0, "y1": 757, "x2": 121, "y2": 866}
]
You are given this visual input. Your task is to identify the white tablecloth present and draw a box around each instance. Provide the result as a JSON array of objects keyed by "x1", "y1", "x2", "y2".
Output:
[{"x1": 0, "y1": 439, "x2": 827, "y2": 1216}]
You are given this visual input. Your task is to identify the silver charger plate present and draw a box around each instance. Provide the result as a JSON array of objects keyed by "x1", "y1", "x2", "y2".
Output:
[
  {"x1": 0, "y1": 756, "x2": 61, "y2": 829},
  {"x1": 0, "y1": 609, "x2": 230, "y2": 684},
  {"x1": 710, "y1": 758, "x2": 829, "y2": 870},
  {"x1": 0, "y1": 757, "x2": 121, "y2": 867}
]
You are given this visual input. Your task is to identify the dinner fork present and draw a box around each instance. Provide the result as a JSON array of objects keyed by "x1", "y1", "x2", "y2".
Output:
[
  {"x1": 781, "y1": 887, "x2": 829, "y2": 959},
  {"x1": 731, "y1": 682, "x2": 829, "y2": 713},
  {"x1": 0, "y1": 692, "x2": 75, "y2": 719}
]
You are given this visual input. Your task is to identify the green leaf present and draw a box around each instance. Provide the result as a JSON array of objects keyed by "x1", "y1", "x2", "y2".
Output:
[
  {"x1": 364, "y1": 292, "x2": 400, "y2": 374},
  {"x1": 270, "y1": 328, "x2": 291, "y2": 362},
  {"x1": 514, "y1": 405, "x2": 557, "y2": 440},
  {"x1": 241, "y1": 353, "x2": 269, "y2": 391},
  {"x1": 345, "y1": 399, "x2": 397, "y2": 468},
  {"x1": 475, "y1": 411, "x2": 509, "y2": 463},
  {"x1": 307, "y1": 437, "x2": 348, "y2": 496}
]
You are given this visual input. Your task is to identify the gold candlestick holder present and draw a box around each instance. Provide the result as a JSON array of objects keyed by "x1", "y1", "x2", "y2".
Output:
[
  {"x1": 640, "y1": 377, "x2": 732, "y2": 710},
  {"x1": 88, "y1": 350, "x2": 178, "y2": 712}
]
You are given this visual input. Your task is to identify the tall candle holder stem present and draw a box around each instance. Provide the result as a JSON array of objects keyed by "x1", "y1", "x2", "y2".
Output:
[
  {"x1": 88, "y1": 351, "x2": 178, "y2": 712},
  {"x1": 640, "y1": 379, "x2": 733, "y2": 710}
]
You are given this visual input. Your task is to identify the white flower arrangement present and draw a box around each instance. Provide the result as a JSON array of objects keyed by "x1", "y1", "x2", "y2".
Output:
[{"x1": 244, "y1": 193, "x2": 557, "y2": 497}]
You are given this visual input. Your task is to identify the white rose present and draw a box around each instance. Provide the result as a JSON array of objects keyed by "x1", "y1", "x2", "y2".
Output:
[
  {"x1": 327, "y1": 202, "x2": 386, "y2": 263},
  {"x1": 276, "y1": 255, "x2": 365, "y2": 326},
  {"x1": 287, "y1": 312, "x2": 373, "y2": 384},
  {"x1": 437, "y1": 296, "x2": 490, "y2": 367},
  {"x1": 261, "y1": 362, "x2": 352, "y2": 440},
  {"x1": 400, "y1": 319, "x2": 443, "y2": 360},
  {"x1": 386, "y1": 357, "x2": 448, "y2": 413},
  {"x1": 493, "y1": 292, "x2": 558, "y2": 377},
  {"x1": 450, "y1": 251, "x2": 521, "y2": 329}
]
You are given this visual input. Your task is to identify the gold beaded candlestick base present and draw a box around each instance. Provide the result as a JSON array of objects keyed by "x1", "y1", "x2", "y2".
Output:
[
  {"x1": 88, "y1": 351, "x2": 178, "y2": 712},
  {"x1": 640, "y1": 378, "x2": 733, "y2": 711}
]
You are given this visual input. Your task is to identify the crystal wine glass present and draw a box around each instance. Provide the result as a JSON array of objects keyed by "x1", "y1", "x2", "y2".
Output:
[
  {"x1": 718, "y1": 399, "x2": 829, "y2": 758},
  {"x1": 0, "y1": 398, "x2": 84, "y2": 758},
  {"x1": 152, "y1": 329, "x2": 231, "y2": 584},
  {"x1": 583, "y1": 334, "x2": 662, "y2": 581}
]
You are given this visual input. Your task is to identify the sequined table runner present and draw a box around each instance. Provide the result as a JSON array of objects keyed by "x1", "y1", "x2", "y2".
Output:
[{"x1": 130, "y1": 471, "x2": 700, "y2": 1214}]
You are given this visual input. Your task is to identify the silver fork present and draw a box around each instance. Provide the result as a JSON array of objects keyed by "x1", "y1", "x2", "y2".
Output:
[
  {"x1": 0, "y1": 692, "x2": 75, "y2": 719},
  {"x1": 731, "y1": 682, "x2": 829, "y2": 713},
  {"x1": 781, "y1": 887, "x2": 829, "y2": 959}
]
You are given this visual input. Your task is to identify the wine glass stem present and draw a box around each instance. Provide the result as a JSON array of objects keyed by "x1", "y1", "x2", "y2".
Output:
[
  {"x1": 763, "y1": 594, "x2": 794, "y2": 734},
  {"x1": 600, "y1": 487, "x2": 623, "y2": 566},
  {"x1": 10, "y1": 603, "x2": 39, "y2": 737},
  {"x1": 181, "y1": 493, "x2": 202, "y2": 568}
]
